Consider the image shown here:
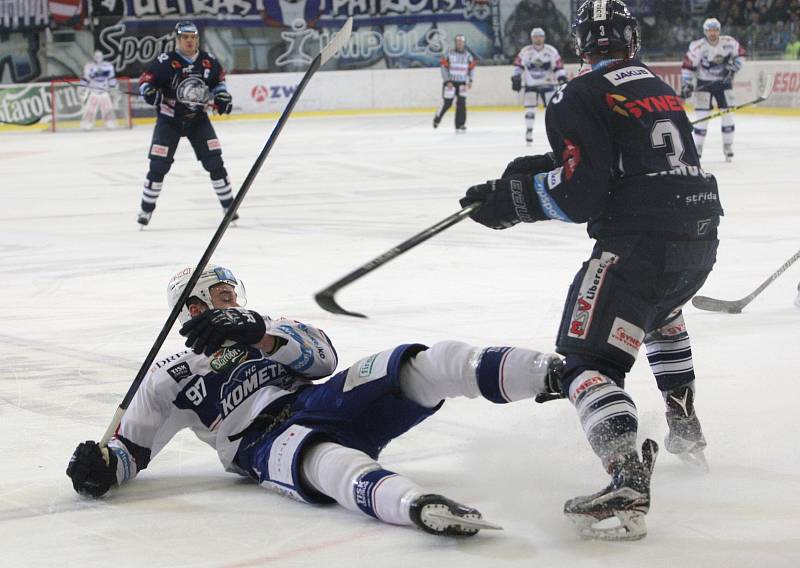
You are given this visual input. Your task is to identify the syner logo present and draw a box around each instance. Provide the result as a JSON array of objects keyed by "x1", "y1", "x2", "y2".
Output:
[{"x1": 604, "y1": 66, "x2": 654, "y2": 86}]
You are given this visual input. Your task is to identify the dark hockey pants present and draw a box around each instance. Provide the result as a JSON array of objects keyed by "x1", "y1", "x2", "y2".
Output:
[
  {"x1": 436, "y1": 82, "x2": 467, "y2": 128},
  {"x1": 141, "y1": 114, "x2": 231, "y2": 212}
]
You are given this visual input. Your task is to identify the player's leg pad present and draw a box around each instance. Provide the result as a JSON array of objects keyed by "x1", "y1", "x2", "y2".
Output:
[
  {"x1": 567, "y1": 370, "x2": 638, "y2": 463},
  {"x1": 564, "y1": 439, "x2": 658, "y2": 541},
  {"x1": 410, "y1": 494, "x2": 501, "y2": 537}
]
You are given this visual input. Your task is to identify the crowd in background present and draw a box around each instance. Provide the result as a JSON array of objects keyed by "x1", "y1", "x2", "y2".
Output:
[{"x1": 634, "y1": 0, "x2": 800, "y2": 60}]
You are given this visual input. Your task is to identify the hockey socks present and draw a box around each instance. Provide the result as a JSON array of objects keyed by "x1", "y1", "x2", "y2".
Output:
[
  {"x1": 398, "y1": 341, "x2": 561, "y2": 408},
  {"x1": 568, "y1": 371, "x2": 638, "y2": 464},
  {"x1": 301, "y1": 442, "x2": 421, "y2": 526}
]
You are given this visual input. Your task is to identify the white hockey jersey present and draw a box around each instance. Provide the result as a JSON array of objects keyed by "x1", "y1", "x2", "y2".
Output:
[
  {"x1": 81, "y1": 61, "x2": 117, "y2": 91},
  {"x1": 682, "y1": 36, "x2": 745, "y2": 85},
  {"x1": 513, "y1": 44, "x2": 566, "y2": 87},
  {"x1": 108, "y1": 317, "x2": 338, "y2": 485},
  {"x1": 440, "y1": 50, "x2": 476, "y2": 84}
]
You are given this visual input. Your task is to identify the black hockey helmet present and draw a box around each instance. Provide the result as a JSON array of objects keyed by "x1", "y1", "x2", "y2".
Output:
[
  {"x1": 175, "y1": 21, "x2": 199, "y2": 37},
  {"x1": 573, "y1": 0, "x2": 640, "y2": 59}
]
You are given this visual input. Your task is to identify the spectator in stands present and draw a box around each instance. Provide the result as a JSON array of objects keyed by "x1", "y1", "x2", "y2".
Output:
[
  {"x1": 769, "y1": 0, "x2": 788, "y2": 23},
  {"x1": 770, "y1": 20, "x2": 792, "y2": 49},
  {"x1": 785, "y1": 33, "x2": 800, "y2": 57}
]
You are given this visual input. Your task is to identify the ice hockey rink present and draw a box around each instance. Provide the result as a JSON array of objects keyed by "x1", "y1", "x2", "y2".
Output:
[{"x1": 1, "y1": 109, "x2": 798, "y2": 567}]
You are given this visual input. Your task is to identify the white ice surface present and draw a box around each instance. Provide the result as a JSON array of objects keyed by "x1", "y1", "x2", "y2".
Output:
[{"x1": 1, "y1": 111, "x2": 799, "y2": 568}]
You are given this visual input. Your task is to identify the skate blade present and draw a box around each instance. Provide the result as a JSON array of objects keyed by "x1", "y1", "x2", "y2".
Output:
[
  {"x1": 566, "y1": 510, "x2": 647, "y2": 541},
  {"x1": 423, "y1": 510, "x2": 503, "y2": 533},
  {"x1": 677, "y1": 449, "x2": 709, "y2": 473}
]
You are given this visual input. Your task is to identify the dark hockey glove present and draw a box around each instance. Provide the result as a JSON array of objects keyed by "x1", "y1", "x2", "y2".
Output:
[
  {"x1": 180, "y1": 308, "x2": 267, "y2": 356},
  {"x1": 142, "y1": 86, "x2": 161, "y2": 107},
  {"x1": 66, "y1": 441, "x2": 117, "y2": 498},
  {"x1": 460, "y1": 175, "x2": 543, "y2": 230},
  {"x1": 558, "y1": 75, "x2": 568, "y2": 84},
  {"x1": 511, "y1": 75, "x2": 522, "y2": 92},
  {"x1": 214, "y1": 92, "x2": 233, "y2": 115},
  {"x1": 680, "y1": 82, "x2": 694, "y2": 100},
  {"x1": 501, "y1": 152, "x2": 555, "y2": 178}
]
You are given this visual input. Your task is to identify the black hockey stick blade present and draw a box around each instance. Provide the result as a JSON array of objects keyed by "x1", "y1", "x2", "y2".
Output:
[
  {"x1": 692, "y1": 247, "x2": 800, "y2": 314},
  {"x1": 315, "y1": 290, "x2": 367, "y2": 319},
  {"x1": 690, "y1": 74, "x2": 774, "y2": 125},
  {"x1": 314, "y1": 202, "x2": 481, "y2": 318},
  {"x1": 98, "y1": 18, "x2": 354, "y2": 446}
]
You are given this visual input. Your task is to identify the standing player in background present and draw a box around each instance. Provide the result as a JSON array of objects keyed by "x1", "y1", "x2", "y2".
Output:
[
  {"x1": 460, "y1": 0, "x2": 720, "y2": 540},
  {"x1": 681, "y1": 18, "x2": 745, "y2": 161},
  {"x1": 79, "y1": 50, "x2": 118, "y2": 130},
  {"x1": 66, "y1": 264, "x2": 566, "y2": 537},
  {"x1": 136, "y1": 21, "x2": 234, "y2": 227},
  {"x1": 432, "y1": 34, "x2": 476, "y2": 132},
  {"x1": 511, "y1": 28, "x2": 567, "y2": 145}
]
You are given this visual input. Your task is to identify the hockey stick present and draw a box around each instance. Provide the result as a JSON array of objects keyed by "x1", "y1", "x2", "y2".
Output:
[
  {"x1": 98, "y1": 17, "x2": 353, "y2": 446},
  {"x1": 691, "y1": 247, "x2": 800, "y2": 314},
  {"x1": 314, "y1": 202, "x2": 480, "y2": 318},
  {"x1": 690, "y1": 74, "x2": 774, "y2": 125}
]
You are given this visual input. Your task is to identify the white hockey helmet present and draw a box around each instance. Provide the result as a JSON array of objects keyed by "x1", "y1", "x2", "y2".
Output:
[
  {"x1": 93, "y1": 50, "x2": 103, "y2": 63},
  {"x1": 531, "y1": 27, "x2": 546, "y2": 38},
  {"x1": 703, "y1": 18, "x2": 721, "y2": 32},
  {"x1": 167, "y1": 264, "x2": 247, "y2": 324}
]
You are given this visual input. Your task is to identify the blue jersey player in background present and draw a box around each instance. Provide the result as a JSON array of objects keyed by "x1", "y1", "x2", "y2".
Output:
[
  {"x1": 460, "y1": 0, "x2": 723, "y2": 541},
  {"x1": 136, "y1": 22, "x2": 235, "y2": 227}
]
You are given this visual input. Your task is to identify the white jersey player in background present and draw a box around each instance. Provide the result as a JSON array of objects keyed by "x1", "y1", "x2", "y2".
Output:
[
  {"x1": 67, "y1": 264, "x2": 565, "y2": 537},
  {"x1": 511, "y1": 27, "x2": 567, "y2": 145},
  {"x1": 79, "y1": 50, "x2": 118, "y2": 130},
  {"x1": 681, "y1": 18, "x2": 745, "y2": 161}
]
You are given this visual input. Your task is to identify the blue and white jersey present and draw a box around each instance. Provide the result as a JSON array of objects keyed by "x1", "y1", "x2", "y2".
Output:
[
  {"x1": 81, "y1": 61, "x2": 117, "y2": 91},
  {"x1": 682, "y1": 36, "x2": 745, "y2": 85},
  {"x1": 513, "y1": 44, "x2": 566, "y2": 88},
  {"x1": 108, "y1": 317, "x2": 338, "y2": 484}
]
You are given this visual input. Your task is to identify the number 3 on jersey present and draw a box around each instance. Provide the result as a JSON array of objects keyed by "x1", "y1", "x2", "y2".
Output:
[{"x1": 650, "y1": 119, "x2": 689, "y2": 168}]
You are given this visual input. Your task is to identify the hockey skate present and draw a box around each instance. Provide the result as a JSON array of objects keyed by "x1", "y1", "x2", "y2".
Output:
[
  {"x1": 409, "y1": 494, "x2": 502, "y2": 537},
  {"x1": 664, "y1": 386, "x2": 708, "y2": 472},
  {"x1": 432, "y1": 115, "x2": 440, "y2": 129},
  {"x1": 723, "y1": 144, "x2": 734, "y2": 162},
  {"x1": 564, "y1": 439, "x2": 658, "y2": 541},
  {"x1": 223, "y1": 207, "x2": 240, "y2": 223},
  {"x1": 137, "y1": 210, "x2": 152, "y2": 228},
  {"x1": 795, "y1": 282, "x2": 800, "y2": 309},
  {"x1": 534, "y1": 354, "x2": 566, "y2": 403},
  {"x1": 525, "y1": 129, "x2": 533, "y2": 146},
  {"x1": 455, "y1": 125, "x2": 467, "y2": 133}
]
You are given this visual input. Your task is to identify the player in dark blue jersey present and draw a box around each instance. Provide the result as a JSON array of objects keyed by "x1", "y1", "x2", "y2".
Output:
[
  {"x1": 136, "y1": 21, "x2": 235, "y2": 227},
  {"x1": 460, "y1": 0, "x2": 722, "y2": 541}
]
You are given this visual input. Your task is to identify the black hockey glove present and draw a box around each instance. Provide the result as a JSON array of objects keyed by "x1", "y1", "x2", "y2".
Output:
[
  {"x1": 558, "y1": 75, "x2": 568, "y2": 84},
  {"x1": 501, "y1": 152, "x2": 555, "y2": 178},
  {"x1": 180, "y1": 308, "x2": 267, "y2": 356},
  {"x1": 511, "y1": 75, "x2": 522, "y2": 92},
  {"x1": 142, "y1": 86, "x2": 161, "y2": 107},
  {"x1": 460, "y1": 175, "x2": 544, "y2": 230},
  {"x1": 214, "y1": 92, "x2": 233, "y2": 115},
  {"x1": 680, "y1": 82, "x2": 694, "y2": 100},
  {"x1": 66, "y1": 441, "x2": 117, "y2": 498}
]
